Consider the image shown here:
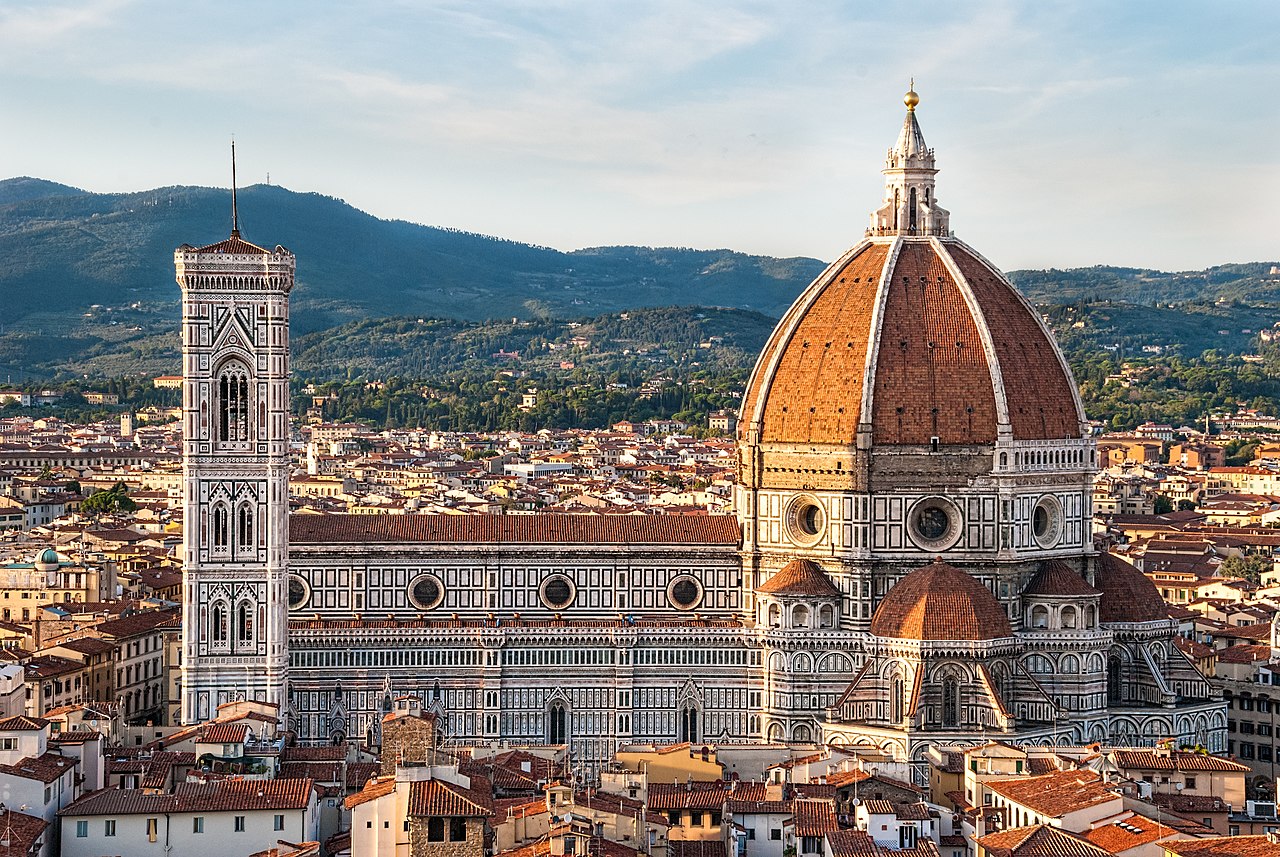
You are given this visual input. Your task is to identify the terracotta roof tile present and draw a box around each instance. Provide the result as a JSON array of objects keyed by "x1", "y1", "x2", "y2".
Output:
[
  {"x1": 1023, "y1": 561, "x2": 1100, "y2": 598},
  {"x1": 871, "y1": 242, "x2": 999, "y2": 445},
  {"x1": 757, "y1": 559, "x2": 841, "y2": 597},
  {"x1": 1165, "y1": 837, "x2": 1280, "y2": 857},
  {"x1": 1095, "y1": 553, "x2": 1170, "y2": 623},
  {"x1": 977, "y1": 824, "x2": 1112, "y2": 857},
  {"x1": 1110, "y1": 748, "x2": 1251, "y2": 773},
  {"x1": 63, "y1": 779, "x2": 314, "y2": 815},
  {"x1": 948, "y1": 245, "x2": 1082, "y2": 439},
  {"x1": 199, "y1": 722, "x2": 249, "y2": 744},
  {"x1": 871, "y1": 560, "x2": 1012, "y2": 641},
  {"x1": 407, "y1": 776, "x2": 494, "y2": 817},
  {"x1": 290, "y1": 513, "x2": 740, "y2": 546},
  {"x1": 190, "y1": 234, "x2": 274, "y2": 255},
  {"x1": 647, "y1": 782, "x2": 728, "y2": 811},
  {"x1": 743, "y1": 243, "x2": 888, "y2": 445},
  {"x1": 984, "y1": 771, "x2": 1118, "y2": 818}
]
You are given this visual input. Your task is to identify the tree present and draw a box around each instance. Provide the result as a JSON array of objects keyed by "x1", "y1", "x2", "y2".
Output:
[
  {"x1": 1219, "y1": 553, "x2": 1273, "y2": 584},
  {"x1": 80, "y1": 482, "x2": 137, "y2": 516},
  {"x1": 1152, "y1": 495, "x2": 1174, "y2": 514}
]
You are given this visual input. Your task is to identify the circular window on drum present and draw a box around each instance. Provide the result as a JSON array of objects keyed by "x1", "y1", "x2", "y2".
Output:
[
  {"x1": 287, "y1": 574, "x2": 310, "y2": 610},
  {"x1": 667, "y1": 575, "x2": 704, "y2": 611},
  {"x1": 907, "y1": 497, "x2": 962, "y2": 551},
  {"x1": 1032, "y1": 495, "x2": 1063, "y2": 549},
  {"x1": 408, "y1": 574, "x2": 446, "y2": 610},
  {"x1": 785, "y1": 495, "x2": 826, "y2": 546},
  {"x1": 539, "y1": 574, "x2": 576, "y2": 610}
]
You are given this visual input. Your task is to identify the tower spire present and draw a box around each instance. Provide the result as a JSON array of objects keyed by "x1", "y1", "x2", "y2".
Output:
[
  {"x1": 230, "y1": 139, "x2": 240, "y2": 238},
  {"x1": 867, "y1": 83, "x2": 950, "y2": 237}
]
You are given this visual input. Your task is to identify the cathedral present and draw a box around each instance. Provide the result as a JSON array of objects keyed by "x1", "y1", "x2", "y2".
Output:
[{"x1": 178, "y1": 89, "x2": 1225, "y2": 781}]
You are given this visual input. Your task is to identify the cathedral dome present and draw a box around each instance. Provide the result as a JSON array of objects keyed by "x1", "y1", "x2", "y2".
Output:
[
  {"x1": 870, "y1": 560, "x2": 1012, "y2": 641},
  {"x1": 739, "y1": 90, "x2": 1085, "y2": 450},
  {"x1": 1095, "y1": 552, "x2": 1168, "y2": 623}
]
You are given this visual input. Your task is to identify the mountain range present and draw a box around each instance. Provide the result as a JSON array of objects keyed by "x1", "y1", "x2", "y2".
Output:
[{"x1": 0, "y1": 176, "x2": 1276, "y2": 380}]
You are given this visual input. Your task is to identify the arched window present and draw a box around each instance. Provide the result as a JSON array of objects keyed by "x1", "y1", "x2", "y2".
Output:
[
  {"x1": 548, "y1": 704, "x2": 568, "y2": 745},
  {"x1": 792, "y1": 604, "x2": 810, "y2": 628},
  {"x1": 211, "y1": 601, "x2": 228, "y2": 644},
  {"x1": 1061, "y1": 606, "x2": 1078, "y2": 629},
  {"x1": 1108, "y1": 657, "x2": 1123, "y2": 705},
  {"x1": 1030, "y1": 605, "x2": 1049, "y2": 629},
  {"x1": 767, "y1": 603, "x2": 780, "y2": 628},
  {"x1": 237, "y1": 505, "x2": 254, "y2": 554},
  {"x1": 908, "y1": 186, "x2": 918, "y2": 233},
  {"x1": 679, "y1": 706, "x2": 700, "y2": 744},
  {"x1": 212, "y1": 505, "x2": 229, "y2": 549},
  {"x1": 217, "y1": 362, "x2": 251, "y2": 443},
  {"x1": 818, "y1": 604, "x2": 835, "y2": 629},
  {"x1": 237, "y1": 601, "x2": 253, "y2": 645},
  {"x1": 1084, "y1": 605, "x2": 1096, "y2": 628},
  {"x1": 942, "y1": 678, "x2": 959, "y2": 728},
  {"x1": 890, "y1": 676, "x2": 904, "y2": 723}
]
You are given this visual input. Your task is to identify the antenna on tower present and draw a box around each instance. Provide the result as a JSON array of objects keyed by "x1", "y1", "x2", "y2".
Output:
[{"x1": 230, "y1": 138, "x2": 240, "y2": 238}]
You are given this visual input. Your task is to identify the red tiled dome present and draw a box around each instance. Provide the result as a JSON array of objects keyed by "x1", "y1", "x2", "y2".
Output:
[
  {"x1": 870, "y1": 561, "x2": 1013, "y2": 641},
  {"x1": 756, "y1": 559, "x2": 841, "y2": 598},
  {"x1": 1024, "y1": 560, "x2": 1101, "y2": 598},
  {"x1": 738, "y1": 237, "x2": 1084, "y2": 447},
  {"x1": 1095, "y1": 553, "x2": 1168, "y2": 623}
]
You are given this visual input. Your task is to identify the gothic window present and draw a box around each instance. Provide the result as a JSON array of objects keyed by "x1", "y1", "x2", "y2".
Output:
[
  {"x1": 237, "y1": 504, "x2": 254, "y2": 554},
  {"x1": 211, "y1": 601, "x2": 229, "y2": 645},
  {"x1": 212, "y1": 505, "x2": 229, "y2": 549},
  {"x1": 909, "y1": 186, "x2": 918, "y2": 233},
  {"x1": 942, "y1": 678, "x2": 959, "y2": 728},
  {"x1": 679, "y1": 706, "x2": 700, "y2": 744},
  {"x1": 1108, "y1": 657, "x2": 1123, "y2": 705},
  {"x1": 216, "y1": 361, "x2": 251, "y2": 443},
  {"x1": 548, "y1": 704, "x2": 568, "y2": 745},
  {"x1": 237, "y1": 600, "x2": 253, "y2": 646},
  {"x1": 890, "y1": 676, "x2": 904, "y2": 723}
]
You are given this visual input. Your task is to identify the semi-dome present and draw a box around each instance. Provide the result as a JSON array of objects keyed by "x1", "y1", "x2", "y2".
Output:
[
  {"x1": 1095, "y1": 552, "x2": 1168, "y2": 623},
  {"x1": 870, "y1": 560, "x2": 1013, "y2": 641},
  {"x1": 739, "y1": 89, "x2": 1085, "y2": 450},
  {"x1": 756, "y1": 558, "x2": 841, "y2": 597}
]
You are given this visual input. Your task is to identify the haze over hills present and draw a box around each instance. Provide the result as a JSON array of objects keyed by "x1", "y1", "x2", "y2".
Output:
[{"x1": 0, "y1": 176, "x2": 1276, "y2": 381}]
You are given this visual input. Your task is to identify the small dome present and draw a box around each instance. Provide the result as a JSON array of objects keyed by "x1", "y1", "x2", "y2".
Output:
[
  {"x1": 1024, "y1": 560, "x2": 1101, "y2": 598},
  {"x1": 38, "y1": 548, "x2": 58, "y2": 564},
  {"x1": 1095, "y1": 553, "x2": 1168, "y2": 623},
  {"x1": 871, "y1": 561, "x2": 1013, "y2": 641},
  {"x1": 756, "y1": 559, "x2": 841, "y2": 598}
]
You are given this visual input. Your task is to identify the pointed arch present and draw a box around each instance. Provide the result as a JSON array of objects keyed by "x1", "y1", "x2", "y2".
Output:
[
  {"x1": 236, "y1": 599, "x2": 254, "y2": 647},
  {"x1": 236, "y1": 502, "x2": 254, "y2": 556},
  {"x1": 211, "y1": 600, "x2": 229, "y2": 646},
  {"x1": 212, "y1": 503, "x2": 230, "y2": 550},
  {"x1": 215, "y1": 358, "x2": 252, "y2": 443},
  {"x1": 942, "y1": 676, "x2": 960, "y2": 728}
]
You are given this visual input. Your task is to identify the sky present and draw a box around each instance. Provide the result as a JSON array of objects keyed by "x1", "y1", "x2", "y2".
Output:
[{"x1": 1, "y1": 0, "x2": 1277, "y2": 271}]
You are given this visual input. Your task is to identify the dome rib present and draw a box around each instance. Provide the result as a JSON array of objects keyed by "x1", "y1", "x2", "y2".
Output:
[{"x1": 870, "y1": 561, "x2": 1013, "y2": 641}]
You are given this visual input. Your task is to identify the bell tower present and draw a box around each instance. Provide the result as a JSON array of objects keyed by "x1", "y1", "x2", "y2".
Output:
[{"x1": 177, "y1": 145, "x2": 295, "y2": 724}]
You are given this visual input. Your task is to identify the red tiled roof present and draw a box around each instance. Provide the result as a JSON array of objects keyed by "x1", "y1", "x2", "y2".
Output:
[
  {"x1": 871, "y1": 561, "x2": 1012, "y2": 641},
  {"x1": 984, "y1": 771, "x2": 1118, "y2": 818},
  {"x1": 63, "y1": 779, "x2": 314, "y2": 815},
  {"x1": 0, "y1": 809, "x2": 47, "y2": 857},
  {"x1": 1110, "y1": 748, "x2": 1250, "y2": 773},
  {"x1": 1024, "y1": 561, "x2": 1100, "y2": 598},
  {"x1": 290, "y1": 513, "x2": 740, "y2": 545},
  {"x1": 199, "y1": 722, "x2": 249, "y2": 745},
  {"x1": 0, "y1": 752, "x2": 76, "y2": 784},
  {"x1": 792, "y1": 799, "x2": 838, "y2": 836},
  {"x1": 1165, "y1": 836, "x2": 1280, "y2": 857},
  {"x1": 0, "y1": 716, "x2": 49, "y2": 732},
  {"x1": 647, "y1": 782, "x2": 728, "y2": 811},
  {"x1": 977, "y1": 824, "x2": 1112, "y2": 857},
  {"x1": 1082, "y1": 815, "x2": 1180, "y2": 852},
  {"x1": 189, "y1": 234, "x2": 274, "y2": 255},
  {"x1": 344, "y1": 776, "x2": 395, "y2": 809},
  {"x1": 757, "y1": 559, "x2": 841, "y2": 597},
  {"x1": 408, "y1": 776, "x2": 494, "y2": 817},
  {"x1": 1096, "y1": 553, "x2": 1168, "y2": 623}
]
